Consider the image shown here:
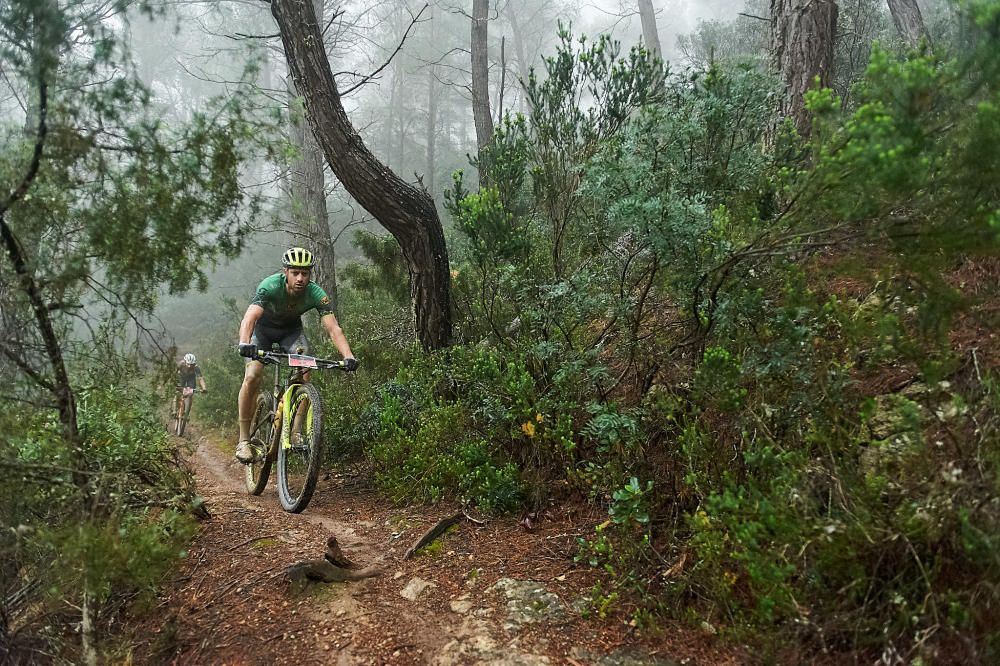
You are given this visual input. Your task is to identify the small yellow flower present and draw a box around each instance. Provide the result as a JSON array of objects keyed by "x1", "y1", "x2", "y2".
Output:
[
  {"x1": 521, "y1": 421, "x2": 536, "y2": 437},
  {"x1": 535, "y1": 413, "x2": 544, "y2": 423},
  {"x1": 724, "y1": 571, "x2": 737, "y2": 586}
]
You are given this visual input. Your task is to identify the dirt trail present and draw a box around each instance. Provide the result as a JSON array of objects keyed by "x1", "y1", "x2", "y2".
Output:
[{"x1": 129, "y1": 429, "x2": 738, "y2": 665}]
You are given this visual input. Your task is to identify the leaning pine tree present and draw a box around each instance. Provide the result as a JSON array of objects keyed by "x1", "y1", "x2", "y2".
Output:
[{"x1": 271, "y1": 0, "x2": 452, "y2": 350}]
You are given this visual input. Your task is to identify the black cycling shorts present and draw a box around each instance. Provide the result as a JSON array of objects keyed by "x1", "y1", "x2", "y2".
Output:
[{"x1": 248, "y1": 325, "x2": 309, "y2": 361}]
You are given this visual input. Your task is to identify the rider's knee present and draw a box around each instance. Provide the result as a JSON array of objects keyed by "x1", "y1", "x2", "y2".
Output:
[{"x1": 243, "y1": 363, "x2": 263, "y2": 387}]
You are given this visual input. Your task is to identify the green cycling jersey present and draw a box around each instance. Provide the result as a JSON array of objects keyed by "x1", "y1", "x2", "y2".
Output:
[{"x1": 250, "y1": 272, "x2": 336, "y2": 329}]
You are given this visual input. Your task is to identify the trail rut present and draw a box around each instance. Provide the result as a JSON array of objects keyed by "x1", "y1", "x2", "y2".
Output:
[{"x1": 126, "y1": 429, "x2": 739, "y2": 665}]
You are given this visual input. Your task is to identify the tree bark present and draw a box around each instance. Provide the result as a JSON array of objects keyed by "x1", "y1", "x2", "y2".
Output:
[
  {"x1": 471, "y1": 0, "x2": 495, "y2": 186},
  {"x1": 770, "y1": 0, "x2": 838, "y2": 139},
  {"x1": 637, "y1": 0, "x2": 662, "y2": 59},
  {"x1": 886, "y1": 0, "x2": 931, "y2": 49},
  {"x1": 272, "y1": 0, "x2": 451, "y2": 350}
]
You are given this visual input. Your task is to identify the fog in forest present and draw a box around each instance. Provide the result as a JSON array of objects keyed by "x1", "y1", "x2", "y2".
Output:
[
  {"x1": 8, "y1": 1, "x2": 999, "y2": 661},
  {"x1": 134, "y1": 0, "x2": 745, "y2": 350}
]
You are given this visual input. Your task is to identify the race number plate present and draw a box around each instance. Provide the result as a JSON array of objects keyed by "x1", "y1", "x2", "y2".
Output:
[{"x1": 288, "y1": 354, "x2": 318, "y2": 368}]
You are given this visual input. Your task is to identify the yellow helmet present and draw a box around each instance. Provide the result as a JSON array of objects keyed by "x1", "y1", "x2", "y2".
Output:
[{"x1": 282, "y1": 247, "x2": 314, "y2": 269}]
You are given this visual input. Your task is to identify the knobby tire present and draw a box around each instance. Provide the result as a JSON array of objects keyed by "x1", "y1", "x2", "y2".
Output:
[
  {"x1": 246, "y1": 392, "x2": 276, "y2": 495},
  {"x1": 277, "y1": 383, "x2": 323, "y2": 513}
]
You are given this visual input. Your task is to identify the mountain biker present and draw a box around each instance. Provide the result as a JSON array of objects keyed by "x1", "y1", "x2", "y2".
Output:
[
  {"x1": 234, "y1": 247, "x2": 358, "y2": 463},
  {"x1": 175, "y1": 353, "x2": 207, "y2": 418}
]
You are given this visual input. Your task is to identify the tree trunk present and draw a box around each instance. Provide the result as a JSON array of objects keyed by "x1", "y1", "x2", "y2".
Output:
[
  {"x1": 81, "y1": 586, "x2": 98, "y2": 666},
  {"x1": 0, "y1": 79, "x2": 81, "y2": 467},
  {"x1": 637, "y1": 0, "x2": 662, "y2": 59},
  {"x1": 471, "y1": 0, "x2": 495, "y2": 187},
  {"x1": 770, "y1": 0, "x2": 838, "y2": 139},
  {"x1": 286, "y1": 1, "x2": 336, "y2": 299},
  {"x1": 272, "y1": 0, "x2": 451, "y2": 350},
  {"x1": 886, "y1": 0, "x2": 931, "y2": 49},
  {"x1": 288, "y1": 93, "x2": 337, "y2": 299},
  {"x1": 505, "y1": 0, "x2": 531, "y2": 113},
  {"x1": 424, "y1": 7, "x2": 438, "y2": 194},
  {"x1": 426, "y1": 66, "x2": 438, "y2": 194}
]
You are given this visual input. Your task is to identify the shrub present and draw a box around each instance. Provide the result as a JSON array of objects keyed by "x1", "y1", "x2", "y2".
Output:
[{"x1": 1, "y1": 376, "x2": 197, "y2": 660}]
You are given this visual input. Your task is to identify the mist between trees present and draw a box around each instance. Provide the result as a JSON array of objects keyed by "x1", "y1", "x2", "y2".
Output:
[{"x1": 3, "y1": 0, "x2": 1000, "y2": 663}]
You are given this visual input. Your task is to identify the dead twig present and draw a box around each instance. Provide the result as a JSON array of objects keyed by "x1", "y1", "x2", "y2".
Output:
[{"x1": 462, "y1": 509, "x2": 488, "y2": 526}]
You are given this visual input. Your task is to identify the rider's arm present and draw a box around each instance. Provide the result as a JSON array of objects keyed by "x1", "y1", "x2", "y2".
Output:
[
  {"x1": 197, "y1": 367, "x2": 207, "y2": 391},
  {"x1": 238, "y1": 304, "x2": 264, "y2": 344},
  {"x1": 320, "y1": 313, "x2": 355, "y2": 360},
  {"x1": 310, "y1": 284, "x2": 354, "y2": 360}
]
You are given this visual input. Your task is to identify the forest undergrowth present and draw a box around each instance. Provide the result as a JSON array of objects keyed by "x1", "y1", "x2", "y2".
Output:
[
  {"x1": 4, "y1": 0, "x2": 1000, "y2": 663},
  {"x1": 244, "y1": 9, "x2": 1000, "y2": 662}
]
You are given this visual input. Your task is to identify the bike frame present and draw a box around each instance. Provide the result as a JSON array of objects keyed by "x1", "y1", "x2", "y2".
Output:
[
  {"x1": 243, "y1": 348, "x2": 349, "y2": 511},
  {"x1": 255, "y1": 350, "x2": 347, "y2": 453},
  {"x1": 173, "y1": 387, "x2": 200, "y2": 436},
  {"x1": 175, "y1": 386, "x2": 196, "y2": 418}
]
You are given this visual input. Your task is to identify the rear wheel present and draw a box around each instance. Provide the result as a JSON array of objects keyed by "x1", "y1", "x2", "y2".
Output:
[
  {"x1": 277, "y1": 383, "x2": 323, "y2": 513},
  {"x1": 245, "y1": 392, "x2": 276, "y2": 495}
]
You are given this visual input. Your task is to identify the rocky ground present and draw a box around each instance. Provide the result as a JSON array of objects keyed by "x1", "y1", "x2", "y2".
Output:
[{"x1": 125, "y1": 429, "x2": 743, "y2": 665}]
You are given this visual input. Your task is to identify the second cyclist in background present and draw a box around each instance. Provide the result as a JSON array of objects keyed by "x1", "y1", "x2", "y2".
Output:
[
  {"x1": 175, "y1": 353, "x2": 208, "y2": 425},
  {"x1": 234, "y1": 247, "x2": 358, "y2": 463}
]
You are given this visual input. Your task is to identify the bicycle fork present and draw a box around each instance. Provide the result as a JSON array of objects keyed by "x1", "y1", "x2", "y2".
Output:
[{"x1": 277, "y1": 386, "x2": 312, "y2": 450}]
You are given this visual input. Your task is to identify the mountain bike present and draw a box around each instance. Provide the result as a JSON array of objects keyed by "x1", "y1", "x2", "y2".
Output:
[
  {"x1": 244, "y1": 348, "x2": 351, "y2": 513},
  {"x1": 173, "y1": 387, "x2": 204, "y2": 436}
]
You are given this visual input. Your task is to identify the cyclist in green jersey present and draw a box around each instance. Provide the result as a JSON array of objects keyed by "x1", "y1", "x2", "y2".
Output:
[{"x1": 234, "y1": 247, "x2": 358, "y2": 463}]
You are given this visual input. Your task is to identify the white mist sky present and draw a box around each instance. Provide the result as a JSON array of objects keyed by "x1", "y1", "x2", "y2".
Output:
[{"x1": 578, "y1": 0, "x2": 745, "y2": 62}]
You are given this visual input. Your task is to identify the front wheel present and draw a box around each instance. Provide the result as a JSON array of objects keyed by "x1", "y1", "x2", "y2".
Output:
[
  {"x1": 245, "y1": 392, "x2": 276, "y2": 495},
  {"x1": 175, "y1": 394, "x2": 192, "y2": 437},
  {"x1": 277, "y1": 383, "x2": 323, "y2": 513}
]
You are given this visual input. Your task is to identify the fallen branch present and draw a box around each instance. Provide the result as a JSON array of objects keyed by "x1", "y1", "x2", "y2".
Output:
[
  {"x1": 285, "y1": 560, "x2": 381, "y2": 584},
  {"x1": 325, "y1": 535, "x2": 360, "y2": 569},
  {"x1": 404, "y1": 513, "x2": 462, "y2": 559},
  {"x1": 286, "y1": 535, "x2": 380, "y2": 584}
]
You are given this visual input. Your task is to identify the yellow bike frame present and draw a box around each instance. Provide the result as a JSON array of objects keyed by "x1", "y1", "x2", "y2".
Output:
[{"x1": 275, "y1": 383, "x2": 314, "y2": 450}]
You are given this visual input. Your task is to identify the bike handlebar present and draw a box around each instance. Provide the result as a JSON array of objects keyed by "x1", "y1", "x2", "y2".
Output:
[{"x1": 253, "y1": 349, "x2": 352, "y2": 370}]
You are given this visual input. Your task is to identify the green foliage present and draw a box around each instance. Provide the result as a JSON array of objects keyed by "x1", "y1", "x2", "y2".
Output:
[
  {"x1": 270, "y1": 4, "x2": 1000, "y2": 660},
  {"x1": 576, "y1": 477, "x2": 656, "y2": 617},
  {"x1": 368, "y1": 399, "x2": 523, "y2": 513},
  {"x1": 609, "y1": 477, "x2": 652, "y2": 529},
  {"x1": 1, "y1": 370, "x2": 197, "y2": 658},
  {"x1": 192, "y1": 333, "x2": 248, "y2": 427},
  {"x1": 448, "y1": 185, "x2": 528, "y2": 264},
  {"x1": 0, "y1": 2, "x2": 269, "y2": 657},
  {"x1": 0, "y1": 0, "x2": 269, "y2": 330},
  {"x1": 341, "y1": 230, "x2": 410, "y2": 306},
  {"x1": 694, "y1": 347, "x2": 747, "y2": 412}
]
